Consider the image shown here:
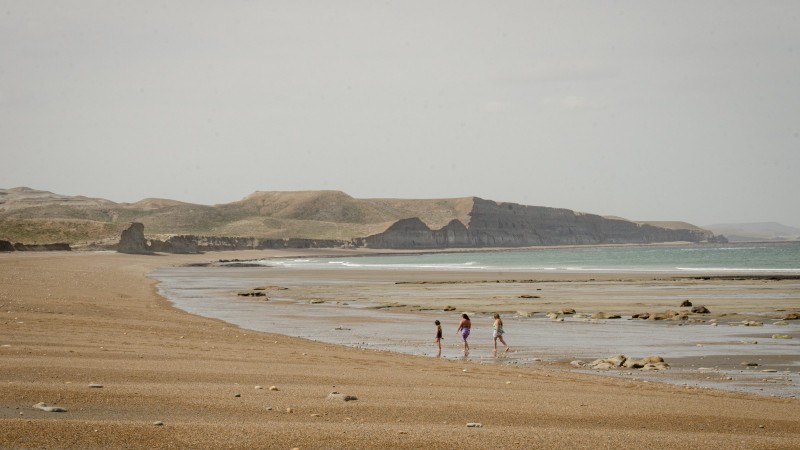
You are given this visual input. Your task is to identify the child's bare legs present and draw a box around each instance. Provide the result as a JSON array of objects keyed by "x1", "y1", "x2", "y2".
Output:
[
  {"x1": 498, "y1": 335, "x2": 509, "y2": 352},
  {"x1": 494, "y1": 336, "x2": 509, "y2": 354}
]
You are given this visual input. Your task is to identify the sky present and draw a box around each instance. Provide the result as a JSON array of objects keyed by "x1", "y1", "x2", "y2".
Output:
[{"x1": 1, "y1": 1, "x2": 799, "y2": 227}]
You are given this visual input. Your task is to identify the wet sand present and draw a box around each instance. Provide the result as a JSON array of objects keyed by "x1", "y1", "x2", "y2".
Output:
[
  {"x1": 2, "y1": 250, "x2": 800, "y2": 449},
  {"x1": 153, "y1": 262, "x2": 800, "y2": 397}
]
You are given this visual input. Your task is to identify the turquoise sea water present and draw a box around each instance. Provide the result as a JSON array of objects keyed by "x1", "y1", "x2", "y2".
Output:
[{"x1": 265, "y1": 242, "x2": 800, "y2": 273}]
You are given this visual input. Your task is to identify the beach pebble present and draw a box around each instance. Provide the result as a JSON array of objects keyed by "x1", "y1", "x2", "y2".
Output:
[
  {"x1": 255, "y1": 386, "x2": 263, "y2": 390},
  {"x1": 88, "y1": 383, "x2": 103, "y2": 388},
  {"x1": 265, "y1": 406, "x2": 273, "y2": 411},
  {"x1": 153, "y1": 421, "x2": 164, "y2": 426},
  {"x1": 327, "y1": 392, "x2": 358, "y2": 402},
  {"x1": 466, "y1": 422, "x2": 483, "y2": 427},
  {"x1": 33, "y1": 402, "x2": 66, "y2": 413},
  {"x1": 269, "y1": 386, "x2": 279, "y2": 391},
  {"x1": 234, "y1": 393, "x2": 241, "y2": 398},
  {"x1": 286, "y1": 407, "x2": 294, "y2": 413}
]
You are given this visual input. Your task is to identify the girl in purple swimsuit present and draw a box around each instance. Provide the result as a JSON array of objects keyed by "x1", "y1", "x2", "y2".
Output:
[
  {"x1": 434, "y1": 320, "x2": 443, "y2": 356},
  {"x1": 456, "y1": 313, "x2": 471, "y2": 355}
]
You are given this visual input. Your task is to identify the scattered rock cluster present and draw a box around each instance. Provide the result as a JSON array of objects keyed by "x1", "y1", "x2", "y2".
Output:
[{"x1": 572, "y1": 355, "x2": 669, "y2": 371}]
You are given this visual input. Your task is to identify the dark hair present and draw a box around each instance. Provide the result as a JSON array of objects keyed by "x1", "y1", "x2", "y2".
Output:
[
  {"x1": 434, "y1": 320, "x2": 440, "y2": 325},
  {"x1": 462, "y1": 313, "x2": 470, "y2": 320}
]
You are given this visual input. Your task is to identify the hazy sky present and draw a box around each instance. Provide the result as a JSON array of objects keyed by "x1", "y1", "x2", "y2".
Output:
[{"x1": 2, "y1": 1, "x2": 799, "y2": 227}]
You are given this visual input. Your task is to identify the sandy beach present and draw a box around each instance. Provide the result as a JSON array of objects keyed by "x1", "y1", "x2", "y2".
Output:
[{"x1": 2, "y1": 250, "x2": 800, "y2": 449}]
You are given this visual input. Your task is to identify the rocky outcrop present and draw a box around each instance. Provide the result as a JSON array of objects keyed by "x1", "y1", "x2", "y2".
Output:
[
  {"x1": 365, "y1": 197, "x2": 723, "y2": 249},
  {"x1": 152, "y1": 236, "x2": 355, "y2": 252},
  {"x1": 118, "y1": 223, "x2": 356, "y2": 253},
  {"x1": 117, "y1": 222, "x2": 152, "y2": 254},
  {"x1": 0, "y1": 240, "x2": 72, "y2": 252},
  {"x1": 363, "y1": 218, "x2": 470, "y2": 249}
]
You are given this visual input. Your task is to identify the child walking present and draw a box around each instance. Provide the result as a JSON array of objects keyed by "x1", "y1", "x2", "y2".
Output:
[
  {"x1": 493, "y1": 313, "x2": 510, "y2": 353},
  {"x1": 456, "y1": 313, "x2": 471, "y2": 355},
  {"x1": 434, "y1": 320, "x2": 443, "y2": 356}
]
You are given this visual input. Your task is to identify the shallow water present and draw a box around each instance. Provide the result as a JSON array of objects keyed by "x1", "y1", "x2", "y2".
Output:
[{"x1": 150, "y1": 265, "x2": 800, "y2": 398}]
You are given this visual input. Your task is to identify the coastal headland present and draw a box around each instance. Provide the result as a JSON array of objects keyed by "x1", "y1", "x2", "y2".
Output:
[{"x1": 2, "y1": 250, "x2": 799, "y2": 449}]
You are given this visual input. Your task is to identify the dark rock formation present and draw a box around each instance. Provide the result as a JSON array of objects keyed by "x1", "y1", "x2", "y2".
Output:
[
  {"x1": 13, "y1": 243, "x2": 71, "y2": 251},
  {"x1": 364, "y1": 218, "x2": 469, "y2": 249},
  {"x1": 117, "y1": 222, "x2": 152, "y2": 254},
  {"x1": 1, "y1": 241, "x2": 71, "y2": 251},
  {"x1": 147, "y1": 235, "x2": 354, "y2": 252},
  {"x1": 365, "y1": 198, "x2": 722, "y2": 249},
  {"x1": 149, "y1": 236, "x2": 201, "y2": 253},
  {"x1": 118, "y1": 222, "x2": 356, "y2": 254}
]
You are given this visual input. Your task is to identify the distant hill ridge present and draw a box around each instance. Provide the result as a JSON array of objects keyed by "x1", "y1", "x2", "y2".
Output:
[
  {"x1": 0, "y1": 187, "x2": 724, "y2": 249},
  {"x1": 703, "y1": 222, "x2": 800, "y2": 242}
]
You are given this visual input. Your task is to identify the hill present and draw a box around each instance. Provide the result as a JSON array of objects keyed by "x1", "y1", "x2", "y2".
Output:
[
  {"x1": 0, "y1": 187, "x2": 723, "y2": 250},
  {"x1": 703, "y1": 222, "x2": 800, "y2": 242}
]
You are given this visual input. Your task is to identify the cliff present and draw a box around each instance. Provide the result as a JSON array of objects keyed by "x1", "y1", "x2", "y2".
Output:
[
  {"x1": 3, "y1": 188, "x2": 725, "y2": 251},
  {"x1": 364, "y1": 198, "x2": 723, "y2": 249}
]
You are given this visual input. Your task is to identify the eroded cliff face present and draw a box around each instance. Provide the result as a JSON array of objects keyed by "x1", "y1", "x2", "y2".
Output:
[{"x1": 364, "y1": 198, "x2": 721, "y2": 249}]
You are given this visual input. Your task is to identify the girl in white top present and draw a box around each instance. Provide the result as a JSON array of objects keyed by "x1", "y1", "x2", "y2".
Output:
[{"x1": 492, "y1": 313, "x2": 510, "y2": 353}]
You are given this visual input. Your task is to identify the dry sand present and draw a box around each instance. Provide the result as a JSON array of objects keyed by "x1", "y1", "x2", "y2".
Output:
[{"x1": 2, "y1": 250, "x2": 800, "y2": 449}]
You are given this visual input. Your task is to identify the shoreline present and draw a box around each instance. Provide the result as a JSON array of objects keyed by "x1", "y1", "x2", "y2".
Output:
[{"x1": 2, "y1": 250, "x2": 800, "y2": 449}]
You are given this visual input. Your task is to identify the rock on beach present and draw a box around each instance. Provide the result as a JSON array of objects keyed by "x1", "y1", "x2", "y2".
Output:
[
  {"x1": 588, "y1": 355, "x2": 668, "y2": 371},
  {"x1": 327, "y1": 391, "x2": 358, "y2": 402},
  {"x1": 33, "y1": 402, "x2": 66, "y2": 412}
]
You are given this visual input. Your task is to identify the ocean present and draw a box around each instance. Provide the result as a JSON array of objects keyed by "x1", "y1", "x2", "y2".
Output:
[{"x1": 264, "y1": 242, "x2": 800, "y2": 273}]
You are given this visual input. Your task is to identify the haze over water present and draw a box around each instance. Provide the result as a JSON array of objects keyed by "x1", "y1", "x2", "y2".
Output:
[{"x1": 266, "y1": 242, "x2": 800, "y2": 273}]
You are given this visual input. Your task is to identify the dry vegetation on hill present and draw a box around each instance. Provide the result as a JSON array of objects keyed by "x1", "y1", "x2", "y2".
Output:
[
  {"x1": 1, "y1": 187, "x2": 720, "y2": 248},
  {"x1": 0, "y1": 187, "x2": 476, "y2": 246}
]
